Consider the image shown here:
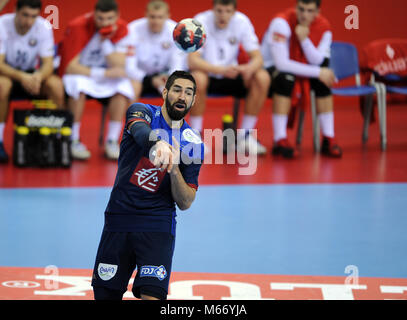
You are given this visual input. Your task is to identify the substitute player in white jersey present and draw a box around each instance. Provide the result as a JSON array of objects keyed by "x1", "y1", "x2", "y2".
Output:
[
  {"x1": 127, "y1": 0, "x2": 187, "y2": 101},
  {"x1": 0, "y1": 0, "x2": 64, "y2": 164},
  {"x1": 188, "y1": 0, "x2": 270, "y2": 156},
  {"x1": 261, "y1": 0, "x2": 342, "y2": 158},
  {"x1": 59, "y1": 0, "x2": 134, "y2": 161}
]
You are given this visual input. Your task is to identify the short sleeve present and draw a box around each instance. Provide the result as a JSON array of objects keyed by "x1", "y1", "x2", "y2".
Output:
[
  {"x1": 125, "y1": 103, "x2": 154, "y2": 131},
  {"x1": 39, "y1": 20, "x2": 56, "y2": 58},
  {"x1": 180, "y1": 163, "x2": 202, "y2": 191},
  {"x1": 240, "y1": 15, "x2": 260, "y2": 53},
  {"x1": 0, "y1": 27, "x2": 6, "y2": 55},
  {"x1": 269, "y1": 18, "x2": 292, "y2": 45}
]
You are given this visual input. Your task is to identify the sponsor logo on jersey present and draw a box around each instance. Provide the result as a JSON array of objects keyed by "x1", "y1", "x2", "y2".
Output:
[
  {"x1": 229, "y1": 36, "x2": 237, "y2": 45},
  {"x1": 131, "y1": 111, "x2": 152, "y2": 124},
  {"x1": 182, "y1": 128, "x2": 202, "y2": 144},
  {"x1": 162, "y1": 41, "x2": 171, "y2": 50},
  {"x1": 28, "y1": 38, "x2": 38, "y2": 47},
  {"x1": 140, "y1": 265, "x2": 167, "y2": 281},
  {"x1": 97, "y1": 263, "x2": 118, "y2": 281},
  {"x1": 130, "y1": 157, "x2": 167, "y2": 193}
]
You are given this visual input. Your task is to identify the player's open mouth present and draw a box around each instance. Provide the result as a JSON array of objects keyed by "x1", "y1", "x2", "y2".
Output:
[{"x1": 174, "y1": 103, "x2": 186, "y2": 111}]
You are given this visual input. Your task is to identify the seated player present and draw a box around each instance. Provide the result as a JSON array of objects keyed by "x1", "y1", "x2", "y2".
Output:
[
  {"x1": 0, "y1": 0, "x2": 64, "y2": 164},
  {"x1": 188, "y1": 0, "x2": 270, "y2": 155},
  {"x1": 261, "y1": 0, "x2": 342, "y2": 158},
  {"x1": 127, "y1": 0, "x2": 187, "y2": 100},
  {"x1": 59, "y1": 0, "x2": 134, "y2": 160}
]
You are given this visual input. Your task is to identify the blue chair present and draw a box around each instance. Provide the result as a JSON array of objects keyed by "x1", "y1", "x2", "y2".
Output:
[
  {"x1": 382, "y1": 74, "x2": 407, "y2": 95},
  {"x1": 310, "y1": 41, "x2": 387, "y2": 151}
]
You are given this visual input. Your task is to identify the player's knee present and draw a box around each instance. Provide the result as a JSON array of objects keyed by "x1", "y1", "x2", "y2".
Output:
[
  {"x1": 253, "y1": 69, "x2": 271, "y2": 92},
  {"x1": 44, "y1": 76, "x2": 63, "y2": 94},
  {"x1": 273, "y1": 72, "x2": 296, "y2": 97},
  {"x1": 93, "y1": 286, "x2": 124, "y2": 300}
]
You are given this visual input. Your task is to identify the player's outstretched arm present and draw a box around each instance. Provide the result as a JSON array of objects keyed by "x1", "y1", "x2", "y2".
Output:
[{"x1": 168, "y1": 137, "x2": 196, "y2": 211}]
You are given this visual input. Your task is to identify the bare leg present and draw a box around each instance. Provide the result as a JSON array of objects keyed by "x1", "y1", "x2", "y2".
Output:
[
  {"x1": 0, "y1": 76, "x2": 12, "y2": 123},
  {"x1": 40, "y1": 75, "x2": 66, "y2": 110}
]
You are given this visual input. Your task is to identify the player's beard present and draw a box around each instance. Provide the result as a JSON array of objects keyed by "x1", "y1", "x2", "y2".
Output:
[{"x1": 165, "y1": 96, "x2": 191, "y2": 121}]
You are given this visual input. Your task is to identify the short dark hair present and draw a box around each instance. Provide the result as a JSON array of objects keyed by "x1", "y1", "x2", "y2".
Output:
[
  {"x1": 297, "y1": 0, "x2": 321, "y2": 8},
  {"x1": 166, "y1": 71, "x2": 197, "y2": 94},
  {"x1": 16, "y1": 0, "x2": 42, "y2": 10},
  {"x1": 213, "y1": 0, "x2": 237, "y2": 8},
  {"x1": 95, "y1": 0, "x2": 118, "y2": 12}
]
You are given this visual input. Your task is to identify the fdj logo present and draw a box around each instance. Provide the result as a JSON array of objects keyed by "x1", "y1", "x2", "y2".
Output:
[{"x1": 140, "y1": 265, "x2": 167, "y2": 281}]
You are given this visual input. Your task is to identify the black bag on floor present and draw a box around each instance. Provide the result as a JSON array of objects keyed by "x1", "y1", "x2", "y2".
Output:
[{"x1": 13, "y1": 109, "x2": 73, "y2": 168}]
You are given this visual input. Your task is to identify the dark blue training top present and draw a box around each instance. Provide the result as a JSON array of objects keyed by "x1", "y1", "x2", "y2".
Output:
[{"x1": 104, "y1": 103, "x2": 204, "y2": 236}]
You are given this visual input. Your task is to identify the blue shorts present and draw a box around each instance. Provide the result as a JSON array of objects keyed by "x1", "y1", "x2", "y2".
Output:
[{"x1": 91, "y1": 228, "x2": 175, "y2": 300}]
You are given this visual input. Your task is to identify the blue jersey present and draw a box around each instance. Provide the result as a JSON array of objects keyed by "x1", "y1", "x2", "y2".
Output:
[{"x1": 104, "y1": 103, "x2": 204, "y2": 236}]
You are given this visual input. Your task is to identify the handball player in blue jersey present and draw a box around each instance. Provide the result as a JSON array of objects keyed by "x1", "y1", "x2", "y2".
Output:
[{"x1": 91, "y1": 70, "x2": 204, "y2": 300}]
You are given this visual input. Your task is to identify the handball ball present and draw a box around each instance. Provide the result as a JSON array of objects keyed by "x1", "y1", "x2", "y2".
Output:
[{"x1": 173, "y1": 18, "x2": 207, "y2": 53}]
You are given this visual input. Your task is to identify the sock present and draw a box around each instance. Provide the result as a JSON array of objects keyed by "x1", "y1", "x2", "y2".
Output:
[
  {"x1": 272, "y1": 114, "x2": 288, "y2": 142},
  {"x1": 72, "y1": 122, "x2": 81, "y2": 142},
  {"x1": 0, "y1": 123, "x2": 5, "y2": 142},
  {"x1": 237, "y1": 114, "x2": 258, "y2": 140},
  {"x1": 189, "y1": 116, "x2": 203, "y2": 132},
  {"x1": 107, "y1": 121, "x2": 123, "y2": 142},
  {"x1": 318, "y1": 112, "x2": 335, "y2": 138}
]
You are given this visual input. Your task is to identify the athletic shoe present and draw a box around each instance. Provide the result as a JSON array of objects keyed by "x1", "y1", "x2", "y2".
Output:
[
  {"x1": 71, "y1": 141, "x2": 91, "y2": 160},
  {"x1": 271, "y1": 138, "x2": 299, "y2": 159},
  {"x1": 321, "y1": 137, "x2": 343, "y2": 158},
  {"x1": 105, "y1": 140, "x2": 120, "y2": 160},
  {"x1": 236, "y1": 133, "x2": 267, "y2": 156},
  {"x1": 0, "y1": 142, "x2": 9, "y2": 163}
]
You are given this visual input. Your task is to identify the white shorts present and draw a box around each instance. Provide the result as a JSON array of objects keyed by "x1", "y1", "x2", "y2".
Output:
[{"x1": 63, "y1": 74, "x2": 135, "y2": 100}]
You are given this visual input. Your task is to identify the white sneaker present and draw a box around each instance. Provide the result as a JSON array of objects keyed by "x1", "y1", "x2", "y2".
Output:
[
  {"x1": 105, "y1": 140, "x2": 120, "y2": 160},
  {"x1": 236, "y1": 133, "x2": 267, "y2": 156},
  {"x1": 71, "y1": 141, "x2": 91, "y2": 160}
]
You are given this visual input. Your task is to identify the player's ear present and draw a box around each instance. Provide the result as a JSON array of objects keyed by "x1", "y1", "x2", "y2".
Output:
[{"x1": 162, "y1": 87, "x2": 168, "y2": 100}]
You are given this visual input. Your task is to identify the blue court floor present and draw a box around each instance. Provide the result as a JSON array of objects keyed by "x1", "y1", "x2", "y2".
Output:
[{"x1": 1, "y1": 183, "x2": 407, "y2": 279}]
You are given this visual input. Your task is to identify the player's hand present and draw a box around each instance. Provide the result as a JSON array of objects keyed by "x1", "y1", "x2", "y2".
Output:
[
  {"x1": 20, "y1": 73, "x2": 38, "y2": 95},
  {"x1": 169, "y1": 136, "x2": 181, "y2": 176},
  {"x1": 295, "y1": 25, "x2": 310, "y2": 42},
  {"x1": 220, "y1": 65, "x2": 239, "y2": 79},
  {"x1": 105, "y1": 67, "x2": 127, "y2": 79},
  {"x1": 31, "y1": 72, "x2": 43, "y2": 95},
  {"x1": 318, "y1": 67, "x2": 337, "y2": 88},
  {"x1": 152, "y1": 74, "x2": 168, "y2": 93},
  {"x1": 152, "y1": 140, "x2": 174, "y2": 173},
  {"x1": 237, "y1": 64, "x2": 255, "y2": 84}
]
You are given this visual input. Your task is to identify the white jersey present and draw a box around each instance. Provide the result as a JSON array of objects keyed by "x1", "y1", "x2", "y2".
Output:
[
  {"x1": 0, "y1": 13, "x2": 54, "y2": 71},
  {"x1": 194, "y1": 10, "x2": 260, "y2": 74},
  {"x1": 261, "y1": 17, "x2": 332, "y2": 78},
  {"x1": 127, "y1": 18, "x2": 187, "y2": 80},
  {"x1": 78, "y1": 31, "x2": 133, "y2": 68}
]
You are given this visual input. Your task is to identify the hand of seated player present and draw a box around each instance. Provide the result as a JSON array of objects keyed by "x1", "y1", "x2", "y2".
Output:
[
  {"x1": 219, "y1": 65, "x2": 240, "y2": 79},
  {"x1": 318, "y1": 67, "x2": 336, "y2": 88}
]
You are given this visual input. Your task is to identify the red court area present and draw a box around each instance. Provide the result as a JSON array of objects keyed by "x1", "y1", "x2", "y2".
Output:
[
  {"x1": 0, "y1": 96, "x2": 407, "y2": 188},
  {"x1": 2, "y1": 267, "x2": 407, "y2": 300}
]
